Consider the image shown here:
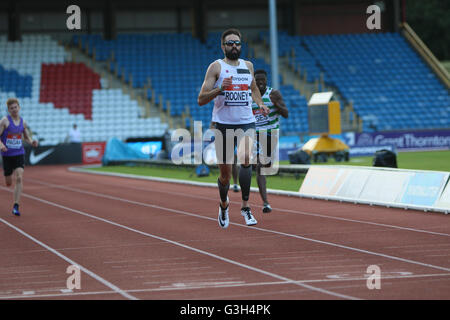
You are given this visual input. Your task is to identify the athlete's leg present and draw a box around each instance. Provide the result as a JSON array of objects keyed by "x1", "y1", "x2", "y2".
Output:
[
  {"x1": 13, "y1": 167, "x2": 23, "y2": 206},
  {"x1": 237, "y1": 134, "x2": 255, "y2": 208},
  {"x1": 215, "y1": 124, "x2": 233, "y2": 229},
  {"x1": 218, "y1": 163, "x2": 231, "y2": 208},
  {"x1": 255, "y1": 132, "x2": 268, "y2": 205},
  {"x1": 232, "y1": 153, "x2": 239, "y2": 184},
  {"x1": 5, "y1": 175, "x2": 12, "y2": 187},
  {"x1": 214, "y1": 123, "x2": 233, "y2": 209},
  {"x1": 256, "y1": 163, "x2": 268, "y2": 204},
  {"x1": 236, "y1": 133, "x2": 258, "y2": 226},
  {"x1": 3, "y1": 156, "x2": 13, "y2": 187},
  {"x1": 231, "y1": 156, "x2": 240, "y2": 192}
]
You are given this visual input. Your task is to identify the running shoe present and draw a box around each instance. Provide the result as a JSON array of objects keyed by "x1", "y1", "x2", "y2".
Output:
[
  {"x1": 12, "y1": 205, "x2": 20, "y2": 216},
  {"x1": 241, "y1": 207, "x2": 257, "y2": 226},
  {"x1": 232, "y1": 184, "x2": 239, "y2": 192},
  {"x1": 218, "y1": 198, "x2": 229, "y2": 229},
  {"x1": 262, "y1": 203, "x2": 272, "y2": 213}
]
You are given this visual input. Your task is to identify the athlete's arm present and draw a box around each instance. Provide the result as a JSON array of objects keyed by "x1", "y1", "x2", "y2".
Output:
[
  {"x1": 269, "y1": 89, "x2": 289, "y2": 118},
  {"x1": 198, "y1": 61, "x2": 228, "y2": 106},
  {"x1": 23, "y1": 120, "x2": 38, "y2": 147},
  {"x1": 0, "y1": 117, "x2": 7, "y2": 152},
  {"x1": 0, "y1": 117, "x2": 6, "y2": 135},
  {"x1": 246, "y1": 61, "x2": 269, "y2": 116}
]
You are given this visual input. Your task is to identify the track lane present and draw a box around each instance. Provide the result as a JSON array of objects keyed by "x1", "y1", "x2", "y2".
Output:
[
  {"x1": 1, "y1": 165, "x2": 449, "y2": 299},
  {"x1": 0, "y1": 214, "x2": 135, "y2": 300},
  {"x1": 26, "y1": 167, "x2": 450, "y2": 270}
]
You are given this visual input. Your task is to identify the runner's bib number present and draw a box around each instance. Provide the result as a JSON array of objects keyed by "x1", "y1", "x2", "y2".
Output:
[
  {"x1": 224, "y1": 84, "x2": 250, "y2": 107},
  {"x1": 5, "y1": 133, "x2": 22, "y2": 149},
  {"x1": 253, "y1": 109, "x2": 269, "y2": 127}
]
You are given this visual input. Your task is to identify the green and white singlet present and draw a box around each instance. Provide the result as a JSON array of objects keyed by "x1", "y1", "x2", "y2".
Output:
[{"x1": 252, "y1": 87, "x2": 279, "y2": 132}]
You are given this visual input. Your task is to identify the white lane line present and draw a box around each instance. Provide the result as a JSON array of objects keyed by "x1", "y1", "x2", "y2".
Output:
[
  {"x1": 60, "y1": 289, "x2": 73, "y2": 293},
  {"x1": 1, "y1": 272, "x2": 450, "y2": 300},
  {"x1": 6, "y1": 191, "x2": 359, "y2": 300},
  {"x1": 17, "y1": 182, "x2": 450, "y2": 273},
  {"x1": 135, "y1": 187, "x2": 450, "y2": 237},
  {"x1": 0, "y1": 218, "x2": 138, "y2": 300},
  {"x1": 29, "y1": 178, "x2": 450, "y2": 238},
  {"x1": 134, "y1": 186, "x2": 450, "y2": 237},
  {"x1": 104, "y1": 257, "x2": 187, "y2": 264}
]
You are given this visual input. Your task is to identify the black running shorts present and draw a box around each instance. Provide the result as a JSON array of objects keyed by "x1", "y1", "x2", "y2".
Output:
[
  {"x1": 2, "y1": 154, "x2": 25, "y2": 176},
  {"x1": 214, "y1": 122, "x2": 256, "y2": 164}
]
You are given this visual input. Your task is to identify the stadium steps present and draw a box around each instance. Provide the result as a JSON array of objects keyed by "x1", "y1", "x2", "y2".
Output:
[
  {"x1": 248, "y1": 38, "x2": 360, "y2": 132},
  {"x1": 401, "y1": 23, "x2": 450, "y2": 89}
]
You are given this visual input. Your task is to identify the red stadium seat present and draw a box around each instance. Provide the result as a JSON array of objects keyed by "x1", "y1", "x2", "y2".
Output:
[{"x1": 39, "y1": 62, "x2": 99, "y2": 119}]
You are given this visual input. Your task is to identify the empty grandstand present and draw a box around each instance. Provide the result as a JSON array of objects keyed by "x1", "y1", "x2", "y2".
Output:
[
  {"x1": 0, "y1": 0, "x2": 448, "y2": 150},
  {"x1": 261, "y1": 31, "x2": 449, "y2": 132},
  {"x1": 0, "y1": 34, "x2": 168, "y2": 146}
]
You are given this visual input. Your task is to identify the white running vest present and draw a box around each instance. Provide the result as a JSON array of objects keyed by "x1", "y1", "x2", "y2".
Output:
[{"x1": 212, "y1": 59, "x2": 255, "y2": 125}]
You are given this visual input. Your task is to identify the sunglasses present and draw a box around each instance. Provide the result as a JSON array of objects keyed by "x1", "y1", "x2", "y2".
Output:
[{"x1": 223, "y1": 40, "x2": 242, "y2": 46}]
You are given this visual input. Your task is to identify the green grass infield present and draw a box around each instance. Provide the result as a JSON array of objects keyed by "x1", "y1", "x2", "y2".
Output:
[{"x1": 86, "y1": 150, "x2": 450, "y2": 192}]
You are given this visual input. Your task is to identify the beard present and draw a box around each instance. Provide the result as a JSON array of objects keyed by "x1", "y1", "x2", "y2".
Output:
[{"x1": 225, "y1": 47, "x2": 241, "y2": 60}]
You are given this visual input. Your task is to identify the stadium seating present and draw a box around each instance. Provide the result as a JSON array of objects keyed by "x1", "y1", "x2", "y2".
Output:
[
  {"x1": 261, "y1": 31, "x2": 450, "y2": 131},
  {"x1": 73, "y1": 32, "x2": 307, "y2": 134},
  {"x1": 40, "y1": 62, "x2": 101, "y2": 120},
  {"x1": 1, "y1": 30, "x2": 447, "y2": 144},
  {"x1": 0, "y1": 65, "x2": 32, "y2": 98},
  {"x1": 0, "y1": 34, "x2": 167, "y2": 145}
]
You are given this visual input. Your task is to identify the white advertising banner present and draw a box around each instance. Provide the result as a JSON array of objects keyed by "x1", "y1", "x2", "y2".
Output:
[
  {"x1": 298, "y1": 165, "x2": 448, "y2": 213},
  {"x1": 299, "y1": 167, "x2": 344, "y2": 196},
  {"x1": 435, "y1": 180, "x2": 450, "y2": 211},
  {"x1": 336, "y1": 169, "x2": 371, "y2": 199},
  {"x1": 358, "y1": 170, "x2": 414, "y2": 203}
]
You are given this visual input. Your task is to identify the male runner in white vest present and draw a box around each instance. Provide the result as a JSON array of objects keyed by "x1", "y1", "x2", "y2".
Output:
[{"x1": 198, "y1": 28, "x2": 269, "y2": 228}]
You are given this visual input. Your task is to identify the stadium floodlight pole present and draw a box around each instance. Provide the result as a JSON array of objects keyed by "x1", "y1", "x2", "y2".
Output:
[{"x1": 269, "y1": 0, "x2": 280, "y2": 90}]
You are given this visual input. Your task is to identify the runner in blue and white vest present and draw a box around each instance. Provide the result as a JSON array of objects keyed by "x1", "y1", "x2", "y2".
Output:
[{"x1": 252, "y1": 69, "x2": 289, "y2": 213}]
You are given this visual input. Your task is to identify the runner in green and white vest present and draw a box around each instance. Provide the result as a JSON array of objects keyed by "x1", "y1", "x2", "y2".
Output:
[
  {"x1": 252, "y1": 69, "x2": 289, "y2": 213},
  {"x1": 253, "y1": 87, "x2": 280, "y2": 132}
]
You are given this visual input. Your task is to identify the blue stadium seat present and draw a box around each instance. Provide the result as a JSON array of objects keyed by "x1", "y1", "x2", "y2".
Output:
[
  {"x1": 74, "y1": 32, "x2": 309, "y2": 133},
  {"x1": 271, "y1": 31, "x2": 450, "y2": 130}
]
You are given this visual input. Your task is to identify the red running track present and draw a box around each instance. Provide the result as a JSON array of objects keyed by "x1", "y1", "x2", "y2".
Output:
[{"x1": 0, "y1": 165, "x2": 449, "y2": 300}]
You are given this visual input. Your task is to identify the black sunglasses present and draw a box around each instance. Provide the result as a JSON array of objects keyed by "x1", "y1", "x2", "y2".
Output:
[{"x1": 223, "y1": 40, "x2": 242, "y2": 46}]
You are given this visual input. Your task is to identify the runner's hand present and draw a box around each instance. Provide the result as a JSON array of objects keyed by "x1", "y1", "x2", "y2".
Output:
[
  {"x1": 0, "y1": 144, "x2": 7, "y2": 152},
  {"x1": 220, "y1": 76, "x2": 233, "y2": 91},
  {"x1": 32, "y1": 140, "x2": 39, "y2": 148},
  {"x1": 259, "y1": 104, "x2": 270, "y2": 116}
]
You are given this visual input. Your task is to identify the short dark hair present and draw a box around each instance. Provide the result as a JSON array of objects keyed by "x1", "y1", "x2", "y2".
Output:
[
  {"x1": 254, "y1": 69, "x2": 267, "y2": 77},
  {"x1": 221, "y1": 28, "x2": 242, "y2": 43},
  {"x1": 6, "y1": 98, "x2": 19, "y2": 108}
]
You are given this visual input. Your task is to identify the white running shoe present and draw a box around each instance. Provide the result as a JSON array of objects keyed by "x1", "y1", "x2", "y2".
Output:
[
  {"x1": 218, "y1": 198, "x2": 229, "y2": 229},
  {"x1": 241, "y1": 207, "x2": 257, "y2": 226}
]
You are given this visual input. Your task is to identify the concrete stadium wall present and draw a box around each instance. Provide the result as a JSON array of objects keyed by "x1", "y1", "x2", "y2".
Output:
[{"x1": 4, "y1": 7, "x2": 276, "y2": 39}]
